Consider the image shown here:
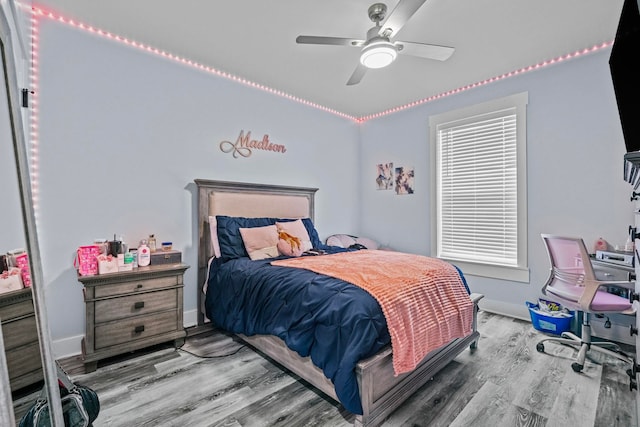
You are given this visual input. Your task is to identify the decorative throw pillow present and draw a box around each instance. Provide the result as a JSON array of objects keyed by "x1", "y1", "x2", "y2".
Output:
[
  {"x1": 275, "y1": 218, "x2": 322, "y2": 248},
  {"x1": 239, "y1": 225, "x2": 279, "y2": 260},
  {"x1": 326, "y1": 234, "x2": 357, "y2": 248},
  {"x1": 325, "y1": 234, "x2": 380, "y2": 250},
  {"x1": 277, "y1": 231, "x2": 304, "y2": 257},
  {"x1": 355, "y1": 237, "x2": 380, "y2": 250},
  {"x1": 276, "y1": 219, "x2": 313, "y2": 251},
  {"x1": 217, "y1": 216, "x2": 275, "y2": 259}
]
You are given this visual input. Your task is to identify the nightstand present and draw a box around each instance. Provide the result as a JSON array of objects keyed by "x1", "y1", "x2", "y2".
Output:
[
  {"x1": 0, "y1": 287, "x2": 43, "y2": 391},
  {"x1": 77, "y1": 263, "x2": 188, "y2": 373}
]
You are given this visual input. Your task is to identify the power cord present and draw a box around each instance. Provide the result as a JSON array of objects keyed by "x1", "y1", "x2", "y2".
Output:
[
  {"x1": 175, "y1": 327, "x2": 246, "y2": 359},
  {"x1": 177, "y1": 344, "x2": 246, "y2": 359}
]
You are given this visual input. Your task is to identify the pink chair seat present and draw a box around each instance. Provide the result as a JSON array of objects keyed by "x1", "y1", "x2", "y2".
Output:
[
  {"x1": 591, "y1": 290, "x2": 632, "y2": 312},
  {"x1": 547, "y1": 284, "x2": 632, "y2": 312}
]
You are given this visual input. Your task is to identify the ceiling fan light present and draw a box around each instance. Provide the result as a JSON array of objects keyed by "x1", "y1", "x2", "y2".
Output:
[{"x1": 360, "y1": 43, "x2": 397, "y2": 69}]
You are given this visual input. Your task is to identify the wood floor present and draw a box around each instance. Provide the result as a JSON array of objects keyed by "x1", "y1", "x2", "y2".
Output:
[{"x1": 12, "y1": 311, "x2": 638, "y2": 426}]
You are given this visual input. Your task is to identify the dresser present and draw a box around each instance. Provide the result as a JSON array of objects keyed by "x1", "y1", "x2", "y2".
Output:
[
  {"x1": 78, "y1": 263, "x2": 188, "y2": 373},
  {"x1": 0, "y1": 287, "x2": 43, "y2": 391}
]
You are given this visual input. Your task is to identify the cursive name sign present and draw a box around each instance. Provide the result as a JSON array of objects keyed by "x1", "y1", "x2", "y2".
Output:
[{"x1": 220, "y1": 130, "x2": 287, "y2": 158}]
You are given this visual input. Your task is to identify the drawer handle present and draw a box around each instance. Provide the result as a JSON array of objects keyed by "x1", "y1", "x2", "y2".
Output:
[
  {"x1": 134, "y1": 301, "x2": 145, "y2": 309},
  {"x1": 134, "y1": 325, "x2": 145, "y2": 334}
]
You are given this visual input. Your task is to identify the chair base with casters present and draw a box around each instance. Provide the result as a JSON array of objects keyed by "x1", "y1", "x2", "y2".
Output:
[{"x1": 536, "y1": 312, "x2": 634, "y2": 373}]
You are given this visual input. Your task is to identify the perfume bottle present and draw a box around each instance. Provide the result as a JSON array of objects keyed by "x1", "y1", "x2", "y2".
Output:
[{"x1": 148, "y1": 234, "x2": 157, "y2": 253}]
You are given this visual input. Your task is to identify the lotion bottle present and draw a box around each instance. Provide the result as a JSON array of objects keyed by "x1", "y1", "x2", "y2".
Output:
[{"x1": 138, "y1": 239, "x2": 151, "y2": 267}]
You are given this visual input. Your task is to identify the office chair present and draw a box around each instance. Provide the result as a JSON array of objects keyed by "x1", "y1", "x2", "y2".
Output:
[{"x1": 536, "y1": 234, "x2": 636, "y2": 373}]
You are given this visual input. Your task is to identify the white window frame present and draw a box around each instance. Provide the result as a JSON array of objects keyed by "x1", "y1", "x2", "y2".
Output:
[{"x1": 429, "y1": 92, "x2": 529, "y2": 282}]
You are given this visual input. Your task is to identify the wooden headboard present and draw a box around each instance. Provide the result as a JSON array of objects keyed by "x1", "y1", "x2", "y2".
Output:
[{"x1": 194, "y1": 179, "x2": 318, "y2": 324}]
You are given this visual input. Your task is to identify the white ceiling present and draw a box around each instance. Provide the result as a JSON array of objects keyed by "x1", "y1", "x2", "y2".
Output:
[{"x1": 33, "y1": 0, "x2": 625, "y2": 119}]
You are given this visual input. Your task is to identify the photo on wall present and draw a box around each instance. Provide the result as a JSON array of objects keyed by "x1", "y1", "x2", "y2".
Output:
[
  {"x1": 376, "y1": 162, "x2": 394, "y2": 190},
  {"x1": 395, "y1": 166, "x2": 415, "y2": 195}
]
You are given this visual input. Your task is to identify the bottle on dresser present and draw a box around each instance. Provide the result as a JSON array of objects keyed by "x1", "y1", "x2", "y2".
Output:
[
  {"x1": 148, "y1": 234, "x2": 157, "y2": 253},
  {"x1": 138, "y1": 239, "x2": 151, "y2": 267}
]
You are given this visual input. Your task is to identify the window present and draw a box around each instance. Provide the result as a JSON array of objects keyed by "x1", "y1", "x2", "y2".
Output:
[{"x1": 429, "y1": 92, "x2": 529, "y2": 282}]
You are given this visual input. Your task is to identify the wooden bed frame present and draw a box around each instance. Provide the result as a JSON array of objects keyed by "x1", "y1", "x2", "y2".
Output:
[{"x1": 195, "y1": 179, "x2": 483, "y2": 427}]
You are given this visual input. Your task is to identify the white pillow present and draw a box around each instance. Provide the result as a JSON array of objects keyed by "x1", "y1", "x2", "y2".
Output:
[
  {"x1": 326, "y1": 234, "x2": 379, "y2": 249},
  {"x1": 355, "y1": 237, "x2": 379, "y2": 250},
  {"x1": 239, "y1": 225, "x2": 279, "y2": 260},
  {"x1": 326, "y1": 234, "x2": 356, "y2": 248},
  {"x1": 276, "y1": 219, "x2": 313, "y2": 252},
  {"x1": 208, "y1": 216, "x2": 221, "y2": 258}
]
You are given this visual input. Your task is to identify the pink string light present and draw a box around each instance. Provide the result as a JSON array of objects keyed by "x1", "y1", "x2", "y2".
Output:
[
  {"x1": 29, "y1": 4, "x2": 614, "y2": 128},
  {"x1": 29, "y1": 10, "x2": 40, "y2": 212}
]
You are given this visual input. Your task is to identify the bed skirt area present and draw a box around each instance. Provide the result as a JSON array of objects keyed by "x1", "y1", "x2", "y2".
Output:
[{"x1": 238, "y1": 292, "x2": 483, "y2": 427}]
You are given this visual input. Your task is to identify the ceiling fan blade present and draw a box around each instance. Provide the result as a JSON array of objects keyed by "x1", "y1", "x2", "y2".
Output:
[
  {"x1": 346, "y1": 63, "x2": 368, "y2": 86},
  {"x1": 296, "y1": 35, "x2": 365, "y2": 47},
  {"x1": 396, "y1": 41, "x2": 454, "y2": 61},
  {"x1": 379, "y1": 0, "x2": 428, "y2": 38}
]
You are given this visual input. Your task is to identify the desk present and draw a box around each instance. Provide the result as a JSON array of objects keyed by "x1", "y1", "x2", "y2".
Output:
[{"x1": 587, "y1": 258, "x2": 635, "y2": 345}]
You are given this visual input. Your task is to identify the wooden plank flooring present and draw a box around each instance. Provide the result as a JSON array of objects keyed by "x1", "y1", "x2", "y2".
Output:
[{"x1": 12, "y1": 311, "x2": 637, "y2": 426}]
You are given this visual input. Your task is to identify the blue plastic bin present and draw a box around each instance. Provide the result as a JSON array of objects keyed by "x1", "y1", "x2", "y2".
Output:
[{"x1": 526, "y1": 301, "x2": 574, "y2": 335}]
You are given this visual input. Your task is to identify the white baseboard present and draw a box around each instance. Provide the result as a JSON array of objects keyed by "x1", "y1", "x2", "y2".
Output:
[
  {"x1": 183, "y1": 308, "x2": 198, "y2": 328},
  {"x1": 52, "y1": 308, "x2": 200, "y2": 359},
  {"x1": 52, "y1": 334, "x2": 83, "y2": 360},
  {"x1": 478, "y1": 298, "x2": 530, "y2": 321}
]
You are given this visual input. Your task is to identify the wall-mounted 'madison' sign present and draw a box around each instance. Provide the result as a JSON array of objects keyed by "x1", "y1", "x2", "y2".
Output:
[{"x1": 220, "y1": 130, "x2": 287, "y2": 158}]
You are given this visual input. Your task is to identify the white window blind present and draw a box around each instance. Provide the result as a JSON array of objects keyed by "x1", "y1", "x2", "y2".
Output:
[{"x1": 437, "y1": 109, "x2": 518, "y2": 266}]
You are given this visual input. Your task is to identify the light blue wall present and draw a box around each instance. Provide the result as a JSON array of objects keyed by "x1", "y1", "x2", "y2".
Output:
[
  {"x1": 35, "y1": 21, "x2": 360, "y2": 347},
  {"x1": 0, "y1": 2, "x2": 28, "y2": 253},
  {"x1": 0, "y1": 52, "x2": 27, "y2": 252},
  {"x1": 7, "y1": 17, "x2": 634, "y2": 352},
  {"x1": 359, "y1": 49, "x2": 635, "y2": 316}
]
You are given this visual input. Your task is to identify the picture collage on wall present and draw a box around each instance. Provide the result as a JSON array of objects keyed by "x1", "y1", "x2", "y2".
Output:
[{"x1": 376, "y1": 163, "x2": 415, "y2": 195}]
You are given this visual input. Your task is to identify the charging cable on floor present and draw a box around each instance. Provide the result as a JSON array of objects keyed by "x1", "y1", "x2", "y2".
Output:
[
  {"x1": 177, "y1": 343, "x2": 246, "y2": 359},
  {"x1": 175, "y1": 327, "x2": 246, "y2": 359}
]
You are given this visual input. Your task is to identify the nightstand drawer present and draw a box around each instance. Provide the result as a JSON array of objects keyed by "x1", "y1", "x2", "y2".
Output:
[
  {"x1": 94, "y1": 289, "x2": 178, "y2": 323},
  {"x1": 0, "y1": 299, "x2": 34, "y2": 321},
  {"x1": 1, "y1": 314, "x2": 38, "y2": 350},
  {"x1": 94, "y1": 310, "x2": 179, "y2": 349},
  {"x1": 6, "y1": 341, "x2": 41, "y2": 379},
  {"x1": 93, "y1": 275, "x2": 179, "y2": 298}
]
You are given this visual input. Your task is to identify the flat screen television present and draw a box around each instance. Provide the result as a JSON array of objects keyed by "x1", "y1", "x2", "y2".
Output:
[{"x1": 610, "y1": 0, "x2": 640, "y2": 155}]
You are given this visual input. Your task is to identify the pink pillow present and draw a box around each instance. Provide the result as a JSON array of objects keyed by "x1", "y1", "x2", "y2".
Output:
[
  {"x1": 276, "y1": 219, "x2": 313, "y2": 251},
  {"x1": 239, "y1": 225, "x2": 279, "y2": 260},
  {"x1": 277, "y1": 237, "x2": 304, "y2": 257}
]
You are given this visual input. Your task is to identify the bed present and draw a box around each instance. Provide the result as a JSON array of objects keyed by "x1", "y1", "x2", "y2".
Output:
[{"x1": 195, "y1": 179, "x2": 483, "y2": 427}]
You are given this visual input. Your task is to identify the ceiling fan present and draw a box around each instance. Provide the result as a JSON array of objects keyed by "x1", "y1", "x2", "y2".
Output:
[{"x1": 296, "y1": 0, "x2": 455, "y2": 85}]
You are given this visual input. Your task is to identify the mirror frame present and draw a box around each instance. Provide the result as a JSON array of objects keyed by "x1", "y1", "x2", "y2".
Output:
[{"x1": 0, "y1": 4, "x2": 64, "y2": 425}]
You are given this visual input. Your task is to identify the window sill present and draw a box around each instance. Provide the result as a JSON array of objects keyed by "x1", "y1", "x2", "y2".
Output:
[{"x1": 441, "y1": 258, "x2": 530, "y2": 283}]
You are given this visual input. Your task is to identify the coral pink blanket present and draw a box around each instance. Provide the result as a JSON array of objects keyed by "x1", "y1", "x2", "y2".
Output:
[{"x1": 271, "y1": 250, "x2": 474, "y2": 375}]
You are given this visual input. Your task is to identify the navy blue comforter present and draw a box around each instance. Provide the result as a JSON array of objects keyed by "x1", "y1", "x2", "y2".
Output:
[
  {"x1": 205, "y1": 249, "x2": 469, "y2": 415},
  {"x1": 206, "y1": 249, "x2": 390, "y2": 415}
]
